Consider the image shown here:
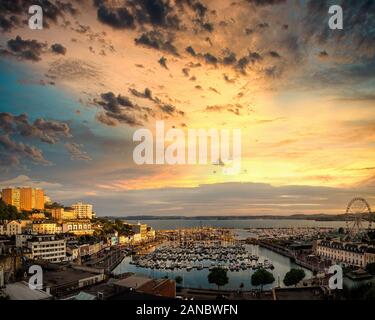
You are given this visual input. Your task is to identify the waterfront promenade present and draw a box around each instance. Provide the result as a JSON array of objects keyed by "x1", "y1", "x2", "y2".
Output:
[{"x1": 258, "y1": 240, "x2": 324, "y2": 272}]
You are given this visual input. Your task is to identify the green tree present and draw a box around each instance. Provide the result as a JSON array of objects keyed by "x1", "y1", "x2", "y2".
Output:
[
  {"x1": 44, "y1": 202, "x2": 63, "y2": 209},
  {"x1": 251, "y1": 268, "x2": 275, "y2": 291},
  {"x1": 283, "y1": 268, "x2": 306, "y2": 287},
  {"x1": 208, "y1": 267, "x2": 229, "y2": 291},
  {"x1": 175, "y1": 276, "x2": 183, "y2": 287},
  {"x1": 0, "y1": 199, "x2": 26, "y2": 220}
]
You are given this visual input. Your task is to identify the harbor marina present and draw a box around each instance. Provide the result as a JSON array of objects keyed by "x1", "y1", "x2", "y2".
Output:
[
  {"x1": 129, "y1": 243, "x2": 274, "y2": 271},
  {"x1": 113, "y1": 242, "x2": 313, "y2": 290}
]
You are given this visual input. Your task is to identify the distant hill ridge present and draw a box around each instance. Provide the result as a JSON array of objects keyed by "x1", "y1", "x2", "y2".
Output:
[{"x1": 104, "y1": 214, "x2": 351, "y2": 221}]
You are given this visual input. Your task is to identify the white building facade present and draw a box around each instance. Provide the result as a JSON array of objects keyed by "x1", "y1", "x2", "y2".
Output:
[
  {"x1": 26, "y1": 235, "x2": 67, "y2": 263},
  {"x1": 316, "y1": 240, "x2": 369, "y2": 267},
  {"x1": 71, "y1": 202, "x2": 93, "y2": 220}
]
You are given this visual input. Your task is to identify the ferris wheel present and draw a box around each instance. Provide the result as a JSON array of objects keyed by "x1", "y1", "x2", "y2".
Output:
[{"x1": 345, "y1": 197, "x2": 373, "y2": 237}]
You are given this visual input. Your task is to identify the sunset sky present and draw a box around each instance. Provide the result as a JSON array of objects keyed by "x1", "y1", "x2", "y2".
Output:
[{"x1": 0, "y1": 0, "x2": 374, "y2": 216}]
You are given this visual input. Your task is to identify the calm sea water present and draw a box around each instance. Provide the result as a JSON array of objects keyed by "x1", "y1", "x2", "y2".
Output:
[
  {"x1": 113, "y1": 219, "x2": 346, "y2": 290},
  {"x1": 125, "y1": 219, "x2": 347, "y2": 230},
  {"x1": 113, "y1": 244, "x2": 314, "y2": 291}
]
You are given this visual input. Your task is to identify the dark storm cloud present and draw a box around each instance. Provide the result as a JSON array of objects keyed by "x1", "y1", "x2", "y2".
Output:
[
  {"x1": 6, "y1": 36, "x2": 47, "y2": 61},
  {"x1": 102, "y1": 92, "x2": 135, "y2": 108},
  {"x1": 94, "y1": 0, "x2": 180, "y2": 30},
  {"x1": 0, "y1": 15, "x2": 20, "y2": 32},
  {"x1": 55, "y1": 1, "x2": 78, "y2": 16},
  {"x1": 269, "y1": 51, "x2": 281, "y2": 58},
  {"x1": 182, "y1": 68, "x2": 189, "y2": 77},
  {"x1": 205, "y1": 104, "x2": 243, "y2": 116},
  {"x1": 257, "y1": 22, "x2": 269, "y2": 29},
  {"x1": 158, "y1": 56, "x2": 168, "y2": 69},
  {"x1": 0, "y1": 112, "x2": 90, "y2": 167},
  {"x1": 158, "y1": 103, "x2": 184, "y2": 116},
  {"x1": 249, "y1": 52, "x2": 262, "y2": 62},
  {"x1": 178, "y1": 0, "x2": 214, "y2": 32},
  {"x1": 129, "y1": 88, "x2": 153, "y2": 100},
  {"x1": 0, "y1": 112, "x2": 71, "y2": 144},
  {"x1": 200, "y1": 22, "x2": 214, "y2": 32},
  {"x1": 0, "y1": 134, "x2": 50, "y2": 165},
  {"x1": 202, "y1": 52, "x2": 218, "y2": 65},
  {"x1": 264, "y1": 66, "x2": 281, "y2": 78},
  {"x1": 302, "y1": 0, "x2": 375, "y2": 54},
  {"x1": 306, "y1": 55, "x2": 375, "y2": 88},
  {"x1": 235, "y1": 52, "x2": 262, "y2": 73},
  {"x1": 184, "y1": 44, "x2": 263, "y2": 74},
  {"x1": 93, "y1": 91, "x2": 152, "y2": 127},
  {"x1": 185, "y1": 46, "x2": 197, "y2": 56},
  {"x1": 51, "y1": 43, "x2": 67, "y2": 55},
  {"x1": 245, "y1": 28, "x2": 254, "y2": 35},
  {"x1": 191, "y1": 1, "x2": 208, "y2": 18},
  {"x1": 135, "y1": 31, "x2": 179, "y2": 56},
  {"x1": 96, "y1": 4, "x2": 135, "y2": 29},
  {"x1": 96, "y1": 111, "x2": 143, "y2": 127},
  {"x1": 129, "y1": 87, "x2": 185, "y2": 117},
  {"x1": 137, "y1": 0, "x2": 180, "y2": 28},
  {"x1": 222, "y1": 51, "x2": 237, "y2": 65},
  {"x1": 0, "y1": 0, "x2": 78, "y2": 31}
]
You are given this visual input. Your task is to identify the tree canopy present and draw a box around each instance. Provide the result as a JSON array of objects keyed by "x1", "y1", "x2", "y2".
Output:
[
  {"x1": 44, "y1": 202, "x2": 64, "y2": 209},
  {"x1": 283, "y1": 268, "x2": 306, "y2": 287},
  {"x1": 208, "y1": 267, "x2": 229, "y2": 290},
  {"x1": 251, "y1": 268, "x2": 275, "y2": 291},
  {"x1": 0, "y1": 199, "x2": 28, "y2": 220}
]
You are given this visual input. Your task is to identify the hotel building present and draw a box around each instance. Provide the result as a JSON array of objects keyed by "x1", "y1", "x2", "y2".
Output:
[
  {"x1": 315, "y1": 240, "x2": 375, "y2": 268},
  {"x1": 71, "y1": 202, "x2": 93, "y2": 220},
  {"x1": 32, "y1": 221, "x2": 59, "y2": 235},
  {"x1": 1, "y1": 187, "x2": 44, "y2": 211},
  {"x1": 62, "y1": 220, "x2": 93, "y2": 235},
  {"x1": 50, "y1": 207, "x2": 77, "y2": 221},
  {"x1": 26, "y1": 235, "x2": 66, "y2": 263},
  {"x1": 2, "y1": 188, "x2": 20, "y2": 209},
  {"x1": 131, "y1": 223, "x2": 148, "y2": 239}
]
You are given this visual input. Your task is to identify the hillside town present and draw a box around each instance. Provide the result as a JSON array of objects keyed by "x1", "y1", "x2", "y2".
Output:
[
  {"x1": 0, "y1": 186, "x2": 163, "y2": 300},
  {"x1": 1, "y1": 188, "x2": 375, "y2": 300}
]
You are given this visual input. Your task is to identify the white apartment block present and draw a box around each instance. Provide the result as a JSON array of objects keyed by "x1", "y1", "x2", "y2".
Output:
[
  {"x1": 62, "y1": 220, "x2": 93, "y2": 235},
  {"x1": 16, "y1": 234, "x2": 33, "y2": 247},
  {"x1": 26, "y1": 235, "x2": 66, "y2": 263},
  {"x1": 315, "y1": 240, "x2": 373, "y2": 268},
  {"x1": 5, "y1": 221, "x2": 22, "y2": 236},
  {"x1": 71, "y1": 202, "x2": 93, "y2": 220}
]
